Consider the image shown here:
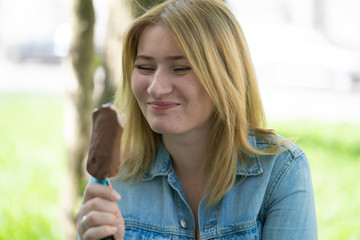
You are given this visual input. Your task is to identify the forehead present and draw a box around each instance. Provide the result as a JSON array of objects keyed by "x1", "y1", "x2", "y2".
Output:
[{"x1": 137, "y1": 25, "x2": 184, "y2": 56}]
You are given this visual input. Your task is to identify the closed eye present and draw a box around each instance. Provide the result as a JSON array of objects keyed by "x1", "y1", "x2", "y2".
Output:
[
  {"x1": 174, "y1": 67, "x2": 191, "y2": 72},
  {"x1": 135, "y1": 65, "x2": 155, "y2": 71}
]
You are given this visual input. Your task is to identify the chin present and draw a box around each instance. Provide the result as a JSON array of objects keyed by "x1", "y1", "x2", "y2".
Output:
[
  {"x1": 150, "y1": 126, "x2": 170, "y2": 135},
  {"x1": 149, "y1": 123, "x2": 179, "y2": 135},
  {"x1": 146, "y1": 117, "x2": 171, "y2": 133}
]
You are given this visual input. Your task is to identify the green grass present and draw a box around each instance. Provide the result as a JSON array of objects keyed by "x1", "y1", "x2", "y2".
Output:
[
  {"x1": 0, "y1": 94, "x2": 359, "y2": 239},
  {"x1": 269, "y1": 120, "x2": 360, "y2": 240},
  {"x1": 0, "y1": 94, "x2": 65, "y2": 240}
]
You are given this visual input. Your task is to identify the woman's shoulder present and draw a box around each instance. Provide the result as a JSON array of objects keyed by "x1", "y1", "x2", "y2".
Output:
[
  {"x1": 237, "y1": 134, "x2": 306, "y2": 177},
  {"x1": 252, "y1": 134, "x2": 305, "y2": 159},
  {"x1": 250, "y1": 134, "x2": 310, "y2": 179}
]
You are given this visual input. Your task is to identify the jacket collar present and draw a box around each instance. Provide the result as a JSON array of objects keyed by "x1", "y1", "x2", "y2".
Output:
[
  {"x1": 143, "y1": 135, "x2": 263, "y2": 181},
  {"x1": 236, "y1": 135, "x2": 263, "y2": 176},
  {"x1": 143, "y1": 145, "x2": 172, "y2": 181}
]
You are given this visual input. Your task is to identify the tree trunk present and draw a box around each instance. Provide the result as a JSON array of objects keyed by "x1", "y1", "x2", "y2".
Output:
[
  {"x1": 62, "y1": 0, "x2": 95, "y2": 238},
  {"x1": 97, "y1": 0, "x2": 132, "y2": 106}
]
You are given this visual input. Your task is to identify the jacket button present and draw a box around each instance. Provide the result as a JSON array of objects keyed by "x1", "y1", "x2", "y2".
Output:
[{"x1": 180, "y1": 219, "x2": 189, "y2": 229}]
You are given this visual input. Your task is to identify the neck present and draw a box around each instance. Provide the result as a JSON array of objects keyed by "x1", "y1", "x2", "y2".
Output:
[{"x1": 163, "y1": 130, "x2": 209, "y2": 176}]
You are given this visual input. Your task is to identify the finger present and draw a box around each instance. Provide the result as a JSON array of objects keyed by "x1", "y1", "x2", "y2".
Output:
[
  {"x1": 114, "y1": 211, "x2": 126, "y2": 240},
  {"x1": 78, "y1": 210, "x2": 122, "y2": 238},
  {"x1": 77, "y1": 208, "x2": 93, "y2": 236},
  {"x1": 77, "y1": 198, "x2": 121, "y2": 235},
  {"x1": 78, "y1": 211, "x2": 122, "y2": 237},
  {"x1": 82, "y1": 225, "x2": 117, "y2": 240},
  {"x1": 83, "y1": 183, "x2": 121, "y2": 203},
  {"x1": 82, "y1": 197, "x2": 121, "y2": 216},
  {"x1": 85, "y1": 210, "x2": 120, "y2": 228},
  {"x1": 77, "y1": 214, "x2": 88, "y2": 236}
]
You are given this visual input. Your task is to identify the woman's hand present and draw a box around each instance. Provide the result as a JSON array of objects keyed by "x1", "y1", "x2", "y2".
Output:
[{"x1": 76, "y1": 183, "x2": 125, "y2": 240}]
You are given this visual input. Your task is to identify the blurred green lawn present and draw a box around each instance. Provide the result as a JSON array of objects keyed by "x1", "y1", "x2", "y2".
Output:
[
  {"x1": 0, "y1": 94, "x2": 65, "y2": 240},
  {"x1": 0, "y1": 94, "x2": 359, "y2": 239}
]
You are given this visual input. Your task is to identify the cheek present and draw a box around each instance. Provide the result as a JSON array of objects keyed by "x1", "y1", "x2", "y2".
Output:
[
  {"x1": 131, "y1": 72, "x2": 148, "y2": 101},
  {"x1": 193, "y1": 85, "x2": 215, "y2": 115},
  {"x1": 192, "y1": 81, "x2": 212, "y2": 105}
]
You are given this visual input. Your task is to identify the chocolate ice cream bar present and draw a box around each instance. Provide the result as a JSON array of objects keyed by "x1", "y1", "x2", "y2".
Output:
[{"x1": 86, "y1": 103, "x2": 123, "y2": 181}]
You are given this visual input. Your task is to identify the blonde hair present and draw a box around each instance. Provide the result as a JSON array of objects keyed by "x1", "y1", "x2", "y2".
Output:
[{"x1": 115, "y1": 0, "x2": 285, "y2": 207}]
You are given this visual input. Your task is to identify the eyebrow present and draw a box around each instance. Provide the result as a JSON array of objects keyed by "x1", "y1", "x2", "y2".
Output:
[{"x1": 135, "y1": 55, "x2": 186, "y2": 61}]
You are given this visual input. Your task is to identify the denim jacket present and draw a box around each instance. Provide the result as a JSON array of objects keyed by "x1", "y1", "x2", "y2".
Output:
[{"x1": 96, "y1": 135, "x2": 317, "y2": 239}]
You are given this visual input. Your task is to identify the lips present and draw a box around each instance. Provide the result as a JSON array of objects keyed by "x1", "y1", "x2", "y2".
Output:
[{"x1": 148, "y1": 101, "x2": 180, "y2": 111}]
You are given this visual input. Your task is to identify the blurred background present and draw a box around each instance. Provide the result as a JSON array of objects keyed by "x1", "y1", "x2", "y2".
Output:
[{"x1": 0, "y1": 0, "x2": 359, "y2": 239}]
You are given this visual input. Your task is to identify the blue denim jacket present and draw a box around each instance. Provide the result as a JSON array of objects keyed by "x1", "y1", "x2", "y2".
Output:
[{"x1": 94, "y1": 135, "x2": 317, "y2": 239}]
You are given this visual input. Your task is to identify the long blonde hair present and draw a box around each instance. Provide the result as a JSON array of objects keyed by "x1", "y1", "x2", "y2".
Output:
[{"x1": 115, "y1": 0, "x2": 285, "y2": 207}]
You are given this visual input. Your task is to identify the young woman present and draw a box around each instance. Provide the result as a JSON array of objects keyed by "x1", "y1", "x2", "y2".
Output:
[{"x1": 77, "y1": 0, "x2": 317, "y2": 239}]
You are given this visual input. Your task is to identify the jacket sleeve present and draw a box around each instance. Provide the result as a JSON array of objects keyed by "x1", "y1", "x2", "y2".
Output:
[{"x1": 261, "y1": 151, "x2": 318, "y2": 240}]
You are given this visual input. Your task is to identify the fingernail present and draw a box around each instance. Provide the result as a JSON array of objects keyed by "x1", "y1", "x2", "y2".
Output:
[
  {"x1": 112, "y1": 226, "x2": 117, "y2": 232},
  {"x1": 112, "y1": 191, "x2": 121, "y2": 201}
]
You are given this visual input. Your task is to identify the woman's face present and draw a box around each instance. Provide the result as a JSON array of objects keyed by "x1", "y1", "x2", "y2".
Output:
[{"x1": 131, "y1": 25, "x2": 214, "y2": 138}]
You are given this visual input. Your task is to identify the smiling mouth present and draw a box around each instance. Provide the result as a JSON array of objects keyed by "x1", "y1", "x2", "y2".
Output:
[{"x1": 148, "y1": 102, "x2": 180, "y2": 111}]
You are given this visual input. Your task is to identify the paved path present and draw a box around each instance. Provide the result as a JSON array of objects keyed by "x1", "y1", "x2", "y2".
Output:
[{"x1": 0, "y1": 56, "x2": 70, "y2": 94}]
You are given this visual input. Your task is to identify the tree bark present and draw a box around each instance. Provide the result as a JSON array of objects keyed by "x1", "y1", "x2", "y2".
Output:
[
  {"x1": 97, "y1": 0, "x2": 132, "y2": 106},
  {"x1": 62, "y1": 0, "x2": 95, "y2": 238}
]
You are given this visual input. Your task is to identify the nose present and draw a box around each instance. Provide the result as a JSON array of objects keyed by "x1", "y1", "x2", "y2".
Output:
[{"x1": 147, "y1": 68, "x2": 173, "y2": 97}]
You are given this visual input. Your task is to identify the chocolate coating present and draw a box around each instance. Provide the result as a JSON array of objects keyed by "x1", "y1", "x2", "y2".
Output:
[{"x1": 86, "y1": 104, "x2": 123, "y2": 180}]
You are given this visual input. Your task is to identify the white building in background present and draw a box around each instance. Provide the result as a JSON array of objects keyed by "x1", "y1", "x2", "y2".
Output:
[
  {"x1": 228, "y1": 0, "x2": 360, "y2": 91},
  {"x1": 228, "y1": 0, "x2": 360, "y2": 49}
]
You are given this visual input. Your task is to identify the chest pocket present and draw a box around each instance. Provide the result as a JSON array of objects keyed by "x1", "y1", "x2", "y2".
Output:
[
  {"x1": 200, "y1": 218, "x2": 262, "y2": 240},
  {"x1": 124, "y1": 225, "x2": 194, "y2": 240},
  {"x1": 124, "y1": 219, "x2": 261, "y2": 240}
]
